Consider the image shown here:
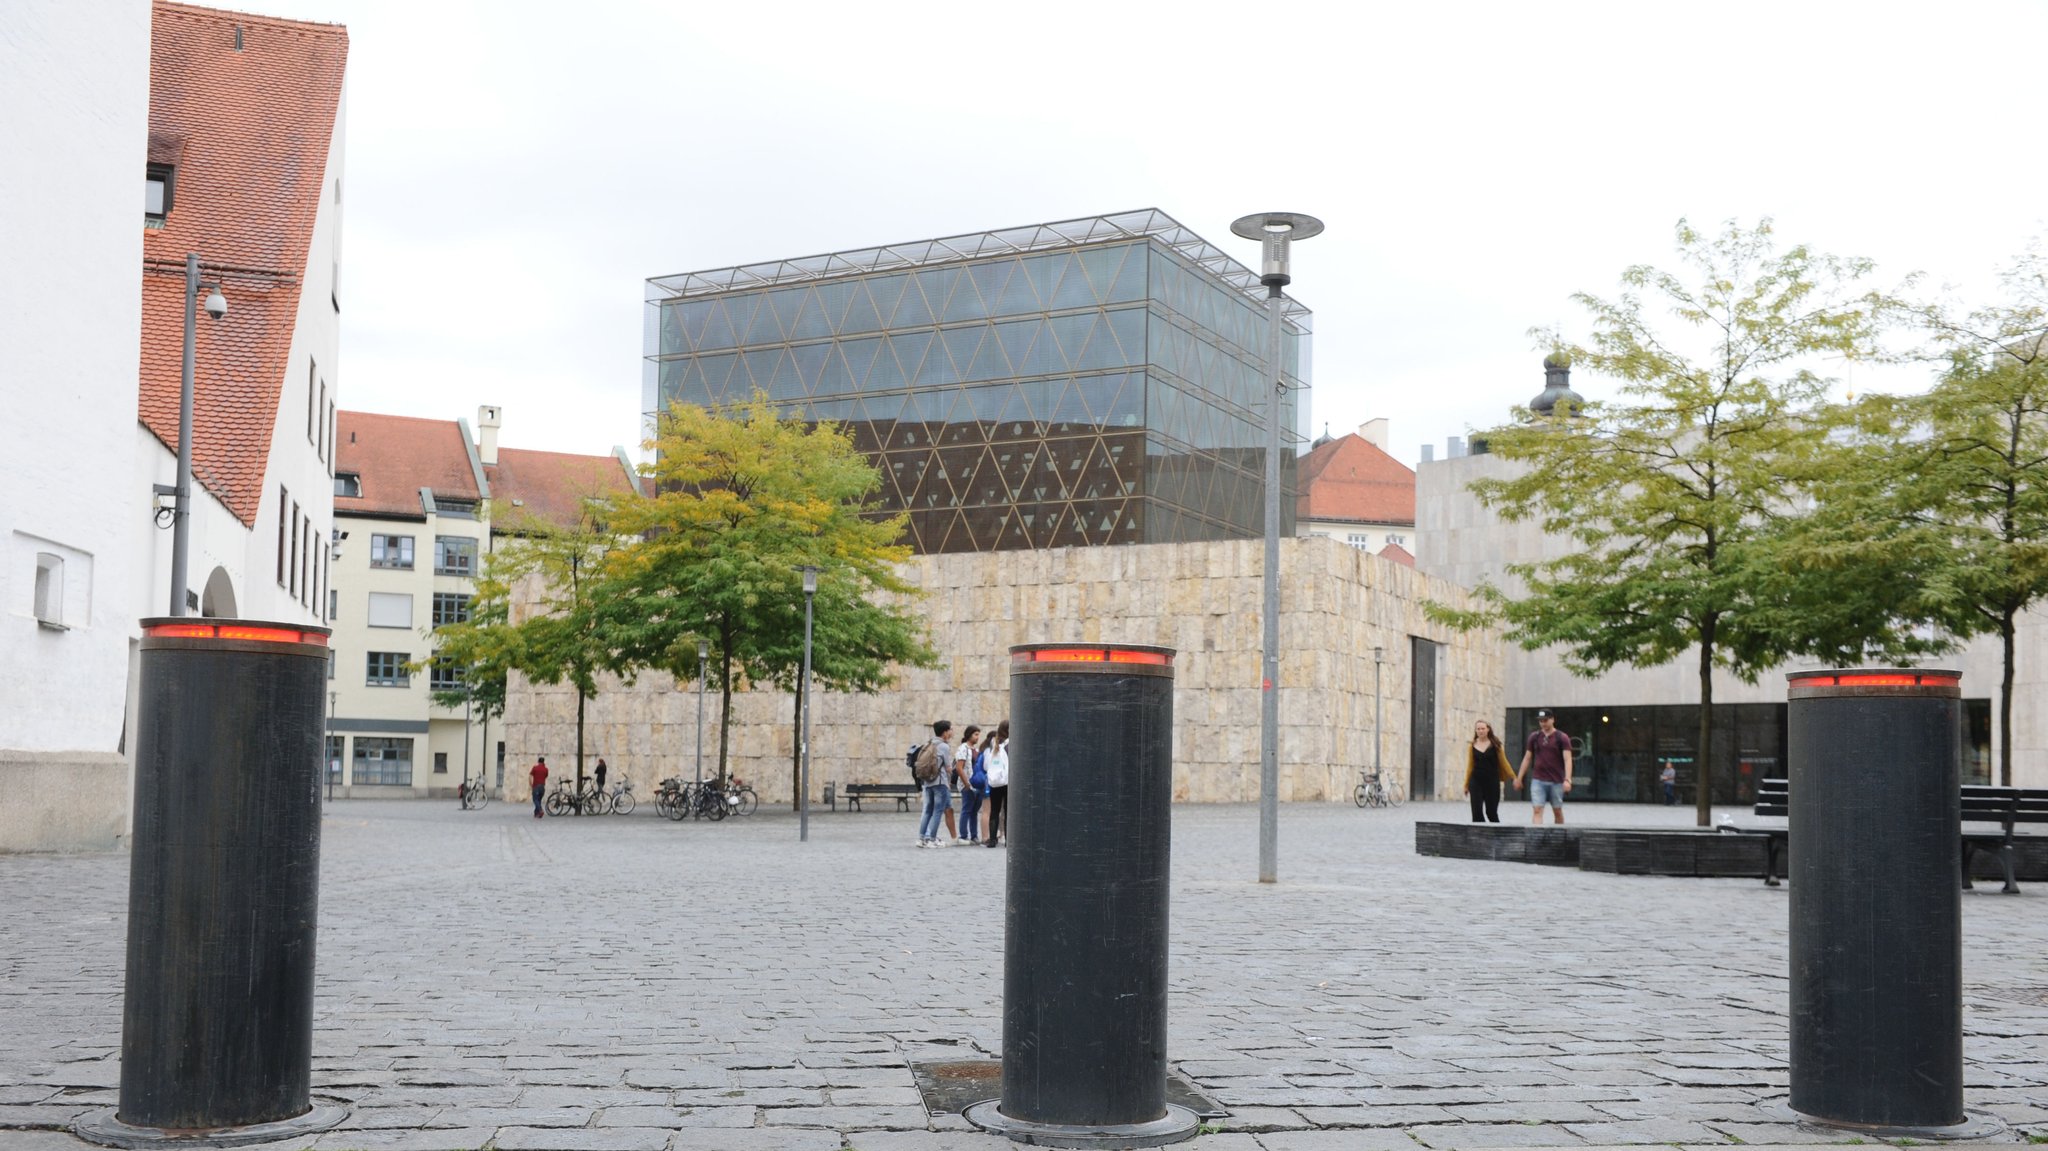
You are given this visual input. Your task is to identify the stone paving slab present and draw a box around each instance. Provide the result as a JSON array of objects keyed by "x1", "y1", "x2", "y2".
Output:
[{"x1": 1, "y1": 800, "x2": 2043, "y2": 1151}]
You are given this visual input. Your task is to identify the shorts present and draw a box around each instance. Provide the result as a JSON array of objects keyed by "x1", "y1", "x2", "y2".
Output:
[{"x1": 1531, "y1": 779, "x2": 1566, "y2": 807}]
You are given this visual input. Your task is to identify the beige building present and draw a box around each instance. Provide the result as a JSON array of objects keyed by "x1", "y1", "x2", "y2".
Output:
[
  {"x1": 1296, "y1": 418, "x2": 1417, "y2": 566},
  {"x1": 503, "y1": 535, "x2": 1504, "y2": 806},
  {"x1": 328, "y1": 407, "x2": 636, "y2": 797}
]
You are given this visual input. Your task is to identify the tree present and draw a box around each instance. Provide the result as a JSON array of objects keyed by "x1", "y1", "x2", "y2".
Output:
[
  {"x1": 1887, "y1": 249, "x2": 2048, "y2": 785},
  {"x1": 601, "y1": 394, "x2": 937, "y2": 793},
  {"x1": 472, "y1": 500, "x2": 619, "y2": 794},
  {"x1": 421, "y1": 584, "x2": 511, "y2": 788},
  {"x1": 1434, "y1": 218, "x2": 1919, "y2": 826}
]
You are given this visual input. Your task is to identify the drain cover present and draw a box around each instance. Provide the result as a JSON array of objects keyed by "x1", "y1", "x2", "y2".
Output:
[{"x1": 908, "y1": 1059, "x2": 1225, "y2": 1119}]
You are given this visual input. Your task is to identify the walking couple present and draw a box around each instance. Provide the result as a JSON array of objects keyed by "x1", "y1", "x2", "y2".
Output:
[{"x1": 914, "y1": 719, "x2": 1009, "y2": 848}]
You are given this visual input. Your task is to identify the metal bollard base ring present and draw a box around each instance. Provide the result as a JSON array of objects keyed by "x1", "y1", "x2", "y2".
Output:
[
  {"x1": 964, "y1": 1098, "x2": 1200, "y2": 1148},
  {"x1": 1760, "y1": 1099, "x2": 2005, "y2": 1143},
  {"x1": 74, "y1": 1102, "x2": 347, "y2": 1148}
]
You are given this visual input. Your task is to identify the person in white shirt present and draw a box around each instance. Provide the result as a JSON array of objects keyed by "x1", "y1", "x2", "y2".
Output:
[{"x1": 983, "y1": 720, "x2": 1010, "y2": 848}]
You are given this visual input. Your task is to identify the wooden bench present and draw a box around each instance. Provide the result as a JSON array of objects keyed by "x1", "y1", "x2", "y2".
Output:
[
  {"x1": 1725, "y1": 779, "x2": 2047, "y2": 892},
  {"x1": 1961, "y1": 787, "x2": 2048, "y2": 894},
  {"x1": 843, "y1": 782, "x2": 920, "y2": 812}
]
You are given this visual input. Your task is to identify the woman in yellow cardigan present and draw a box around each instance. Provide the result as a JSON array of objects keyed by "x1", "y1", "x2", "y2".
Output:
[{"x1": 1464, "y1": 720, "x2": 1516, "y2": 823}]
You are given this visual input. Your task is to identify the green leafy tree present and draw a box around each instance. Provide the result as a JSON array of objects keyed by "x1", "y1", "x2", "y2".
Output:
[
  {"x1": 420, "y1": 584, "x2": 511, "y2": 788},
  {"x1": 473, "y1": 499, "x2": 619, "y2": 794},
  {"x1": 602, "y1": 394, "x2": 937, "y2": 793},
  {"x1": 1888, "y1": 249, "x2": 2048, "y2": 785},
  {"x1": 1434, "y1": 219, "x2": 1922, "y2": 825}
]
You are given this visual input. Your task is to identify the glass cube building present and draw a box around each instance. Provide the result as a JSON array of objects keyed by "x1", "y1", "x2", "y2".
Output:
[{"x1": 643, "y1": 209, "x2": 1311, "y2": 554}]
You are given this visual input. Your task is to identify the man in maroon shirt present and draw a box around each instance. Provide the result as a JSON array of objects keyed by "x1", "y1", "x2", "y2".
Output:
[
  {"x1": 529, "y1": 756, "x2": 548, "y2": 820},
  {"x1": 1516, "y1": 710, "x2": 1573, "y2": 825}
]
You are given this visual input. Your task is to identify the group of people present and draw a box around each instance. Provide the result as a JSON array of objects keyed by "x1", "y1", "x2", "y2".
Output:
[
  {"x1": 914, "y1": 719, "x2": 1010, "y2": 848},
  {"x1": 1462, "y1": 708, "x2": 1574, "y2": 825}
]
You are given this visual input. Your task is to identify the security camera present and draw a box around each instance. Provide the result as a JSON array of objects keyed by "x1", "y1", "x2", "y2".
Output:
[{"x1": 203, "y1": 286, "x2": 228, "y2": 320}]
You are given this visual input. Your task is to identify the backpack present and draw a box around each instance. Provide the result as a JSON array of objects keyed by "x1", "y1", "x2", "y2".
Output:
[
  {"x1": 905, "y1": 743, "x2": 922, "y2": 784},
  {"x1": 911, "y1": 738, "x2": 942, "y2": 785},
  {"x1": 969, "y1": 748, "x2": 988, "y2": 792}
]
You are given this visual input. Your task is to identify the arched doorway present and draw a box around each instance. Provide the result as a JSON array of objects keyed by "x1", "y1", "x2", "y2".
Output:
[{"x1": 200, "y1": 567, "x2": 238, "y2": 618}]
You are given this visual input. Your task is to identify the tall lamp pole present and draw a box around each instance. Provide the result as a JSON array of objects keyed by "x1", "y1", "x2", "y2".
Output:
[
  {"x1": 156, "y1": 253, "x2": 227, "y2": 616},
  {"x1": 1372, "y1": 646, "x2": 1384, "y2": 788},
  {"x1": 799, "y1": 566, "x2": 819, "y2": 843},
  {"x1": 1231, "y1": 211, "x2": 1323, "y2": 885},
  {"x1": 695, "y1": 638, "x2": 709, "y2": 791}
]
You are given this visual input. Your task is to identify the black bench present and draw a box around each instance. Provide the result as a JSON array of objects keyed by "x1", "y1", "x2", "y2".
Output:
[
  {"x1": 1726, "y1": 779, "x2": 2047, "y2": 892},
  {"x1": 843, "y1": 782, "x2": 920, "y2": 812},
  {"x1": 1961, "y1": 787, "x2": 2048, "y2": 894}
]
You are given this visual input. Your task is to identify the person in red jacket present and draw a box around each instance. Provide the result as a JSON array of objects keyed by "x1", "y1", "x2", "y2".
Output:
[{"x1": 529, "y1": 756, "x2": 549, "y2": 820}]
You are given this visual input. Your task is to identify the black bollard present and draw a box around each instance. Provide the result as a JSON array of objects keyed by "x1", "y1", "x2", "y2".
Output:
[
  {"x1": 76, "y1": 620, "x2": 346, "y2": 1148},
  {"x1": 965, "y1": 643, "x2": 1197, "y2": 1149},
  {"x1": 1784, "y1": 668, "x2": 1991, "y2": 1138}
]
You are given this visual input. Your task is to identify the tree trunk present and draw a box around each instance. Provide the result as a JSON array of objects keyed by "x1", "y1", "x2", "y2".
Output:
[
  {"x1": 1695, "y1": 633, "x2": 1715, "y2": 828},
  {"x1": 575, "y1": 689, "x2": 587, "y2": 794},
  {"x1": 717, "y1": 649, "x2": 733, "y2": 788},
  {"x1": 2001, "y1": 609, "x2": 2016, "y2": 787}
]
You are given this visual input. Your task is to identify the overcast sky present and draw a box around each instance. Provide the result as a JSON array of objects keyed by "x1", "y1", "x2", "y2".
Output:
[{"x1": 250, "y1": 0, "x2": 2048, "y2": 467}]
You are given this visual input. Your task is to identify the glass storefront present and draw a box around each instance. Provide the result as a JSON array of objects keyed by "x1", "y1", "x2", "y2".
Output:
[
  {"x1": 1506, "y1": 699, "x2": 1993, "y2": 803},
  {"x1": 643, "y1": 212, "x2": 1310, "y2": 553}
]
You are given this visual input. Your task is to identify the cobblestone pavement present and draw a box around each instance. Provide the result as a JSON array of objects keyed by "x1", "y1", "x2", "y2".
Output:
[{"x1": 1, "y1": 798, "x2": 2042, "y2": 1151}]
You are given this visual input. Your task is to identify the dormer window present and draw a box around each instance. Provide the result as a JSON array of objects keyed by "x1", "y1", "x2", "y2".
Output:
[
  {"x1": 335, "y1": 472, "x2": 361, "y2": 498},
  {"x1": 145, "y1": 163, "x2": 175, "y2": 226}
]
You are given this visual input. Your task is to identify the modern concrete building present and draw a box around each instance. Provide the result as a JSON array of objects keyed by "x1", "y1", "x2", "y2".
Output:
[
  {"x1": 328, "y1": 408, "x2": 638, "y2": 798},
  {"x1": 1416, "y1": 357, "x2": 2033, "y2": 801},
  {"x1": 1297, "y1": 418, "x2": 1417, "y2": 567},
  {"x1": 0, "y1": 0, "x2": 152, "y2": 852},
  {"x1": 644, "y1": 209, "x2": 1311, "y2": 553}
]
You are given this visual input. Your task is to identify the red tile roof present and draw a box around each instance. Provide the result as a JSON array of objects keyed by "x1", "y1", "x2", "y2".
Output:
[
  {"x1": 1377, "y1": 542, "x2": 1416, "y2": 568},
  {"x1": 1297, "y1": 432, "x2": 1416, "y2": 527},
  {"x1": 488, "y1": 448, "x2": 638, "y2": 533},
  {"x1": 139, "y1": 1, "x2": 347, "y2": 526},
  {"x1": 334, "y1": 411, "x2": 480, "y2": 519}
]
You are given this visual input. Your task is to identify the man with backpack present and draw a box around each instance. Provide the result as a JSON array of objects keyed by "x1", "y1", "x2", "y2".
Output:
[{"x1": 912, "y1": 720, "x2": 954, "y2": 848}]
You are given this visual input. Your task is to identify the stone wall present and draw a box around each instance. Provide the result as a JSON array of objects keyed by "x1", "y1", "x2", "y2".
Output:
[{"x1": 503, "y1": 536, "x2": 1503, "y2": 805}]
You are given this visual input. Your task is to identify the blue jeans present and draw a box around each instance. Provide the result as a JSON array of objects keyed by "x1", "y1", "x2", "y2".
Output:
[
  {"x1": 919, "y1": 783, "x2": 951, "y2": 840},
  {"x1": 960, "y1": 788, "x2": 983, "y2": 840}
]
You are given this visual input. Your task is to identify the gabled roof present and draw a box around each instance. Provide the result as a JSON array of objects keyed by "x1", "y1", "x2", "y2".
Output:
[
  {"x1": 139, "y1": 1, "x2": 347, "y2": 526},
  {"x1": 1297, "y1": 432, "x2": 1416, "y2": 527},
  {"x1": 334, "y1": 411, "x2": 480, "y2": 520},
  {"x1": 488, "y1": 448, "x2": 638, "y2": 533},
  {"x1": 1377, "y1": 542, "x2": 1415, "y2": 568}
]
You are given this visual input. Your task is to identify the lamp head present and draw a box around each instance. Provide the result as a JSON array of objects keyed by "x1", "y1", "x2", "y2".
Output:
[
  {"x1": 1230, "y1": 212, "x2": 1325, "y2": 288},
  {"x1": 697, "y1": 638, "x2": 709, "y2": 662},
  {"x1": 801, "y1": 565, "x2": 819, "y2": 595},
  {"x1": 203, "y1": 285, "x2": 228, "y2": 321}
]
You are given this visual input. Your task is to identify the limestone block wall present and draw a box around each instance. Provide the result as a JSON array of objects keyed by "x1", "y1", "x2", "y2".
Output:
[{"x1": 504, "y1": 536, "x2": 1503, "y2": 805}]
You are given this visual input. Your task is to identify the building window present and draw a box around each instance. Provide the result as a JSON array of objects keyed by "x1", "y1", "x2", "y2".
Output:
[
  {"x1": 327, "y1": 735, "x2": 345, "y2": 784},
  {"x1": 316, "y1": 380, "x2": 327, "y2": 457},
  {"x1": 434, "y1": 536, "x2": 477, "y2": 576},
  {"x1": 335, "y1": 472, "x2": 361, "y2": 497},
  {"x1": 433, "y1": 751, "x2": 449, "y2": 775},
  {"x1": 1385, "y1": 533, "x2": 1407, "y2": 547},
  {"x1": 430, "y1": 657, "x2": 461, "y2": 692},
  {"x1": 33, "y1": 553, "x2": 64, "y2": 628},
  {"x1": 367, "y1": 592, "x2": 413, "y2": 629},
  {"x1": 436, "y1": 498, "x2": 478, "y2": 520},
  {"x1": 307, "y1": 361, "x2": 317, "y2": 444},
  {"x1": 328, "y1": 588, "x2": 338, "y2": 621},
  {"x1": 327, "y1": 403, "x2": 337, "y2": 476},
  {"x1": 145, "y1": 163, "x2": 174, "y2": 225},
  {"x1": 277, "y1": 486, "x2": 289, "y2": 585},
  {"x1": 328, "y1": 648, "x2": 335, "y2": 679},
  {"x1": 1345, "y1": 533, "x2": 1372, "y2": 549},
  {"x1": 351, "y1": 737, "x2": 412, "y2": 785},
  {"x1": 290, "y1": 502, "x2": 302, "y2": 596},
  {"x1": 431, "y1": 592, "x2": 472, "y2": 627},
  {"x1": 370, "y1": 534, "x2": 414, "y2": 569},
  {"x1": 366, "y1": 651, "x2": 409, "y2": 687},
  {"x1": 302, "y1": 515, "x2": 313, "y2": 606}
]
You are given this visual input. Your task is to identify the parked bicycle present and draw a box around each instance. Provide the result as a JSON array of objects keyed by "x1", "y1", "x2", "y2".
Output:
[
  {"x1": 605, "y1": 777, "x2": 635, "y2": 815},
  {"x1": 1355, "y1": 770, "x2": 1404, "y2": 809},
  {"x1": 458, "y1": 776, "x2": 491, "y2": 810},
  {"x1": 545, "y1": 778, "x2": 606, "y2": 817}
]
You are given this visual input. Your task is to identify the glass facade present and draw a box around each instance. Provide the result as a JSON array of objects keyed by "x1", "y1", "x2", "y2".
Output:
[
  {"x1": 1505, "y1": 698, "x2": 1993, "y2": 804},
  {"x1": 643, "y1": 210, "x2": 1311, "y2": 553}
]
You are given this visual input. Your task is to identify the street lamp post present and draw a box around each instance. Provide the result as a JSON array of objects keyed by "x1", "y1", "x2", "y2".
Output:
[
  {"x1": 799, "y1": 566, "x2": 819, "y2": 843},
  {"x1": 1372, "y1": 646, "x2": 1384, "y2": 788},
  {"x1": 1230, "y1": 211, "x2": 1323, "y2": 885},
  {"x1": 156, "y1": 253, "x2": 227, "y2": 617},
  {"x1": 695, "y1": 638, "x2": 709, "y2": 791}
]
